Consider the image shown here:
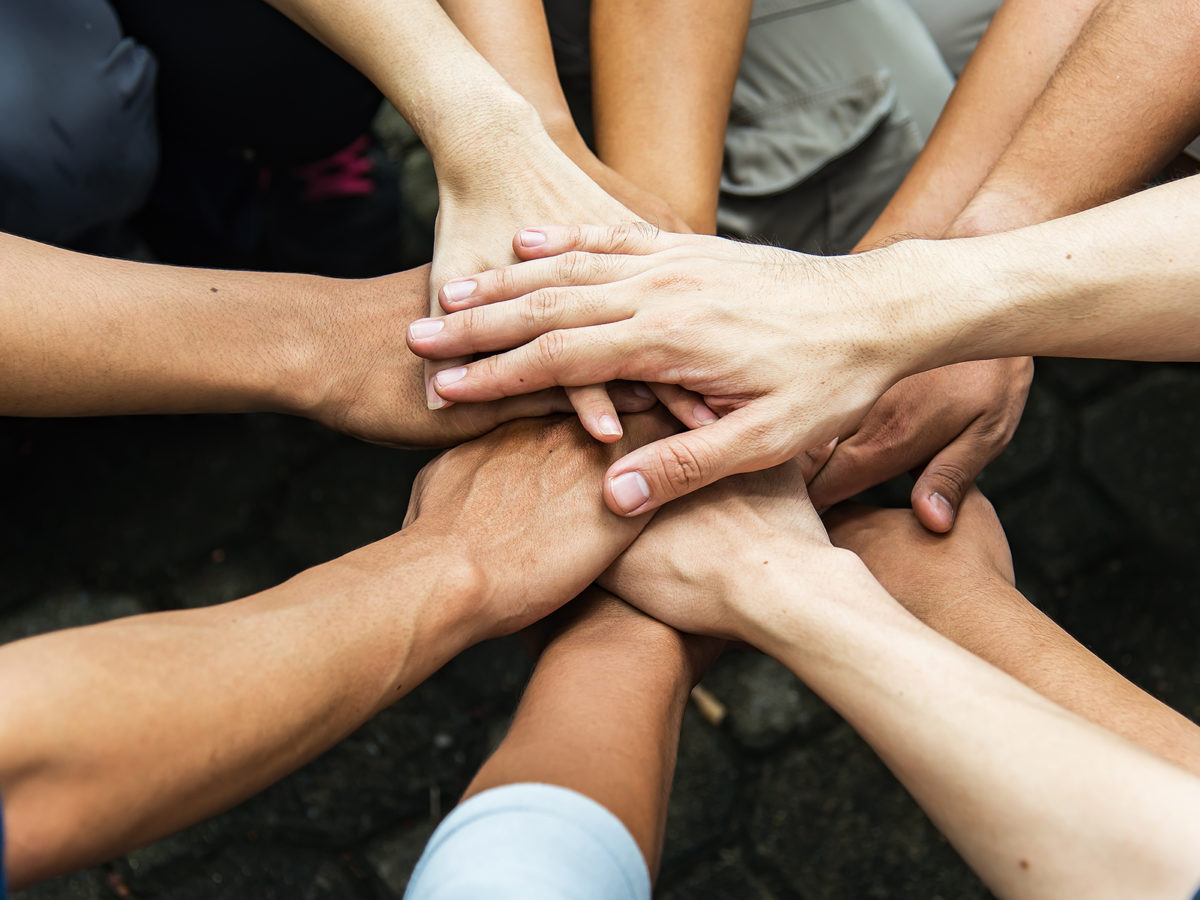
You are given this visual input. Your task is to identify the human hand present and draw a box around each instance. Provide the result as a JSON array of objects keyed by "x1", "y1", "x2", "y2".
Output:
[
  {"x1": 823, "y1": 486, "x2": 1015, "y2": 620},
  {"x1": 289, "y1": 265, "x2": 654, "y2": 448},
  {"x1": 424, "y1": 126, "x2": 649, "y2": 441},
  {"x1": 807, "y1": 357, "x2": 1034, "y2": 532},
  {"x1": 402, "y1": 410, "x2": 677, "y2": 643},
  {"x1": 409, "y1": 223, "x2": 930, "y2": 516},
  {"x1": 598, "y1": 443, "x2": 848, "y2": 641}
]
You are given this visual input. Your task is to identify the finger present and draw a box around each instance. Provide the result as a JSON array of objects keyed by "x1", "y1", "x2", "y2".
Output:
[
  {"x1": 438, "y1": 250, "x2": 658, "y2": 312},
  {"x1": 424, "y1": 356, "x2": 466, "y2": 411},
  {"x1": 910, "y1": 422, "x2": 994, "y2": 534},
  {"x1": 608, "y1": 381, "x2": 658, "y2": 414},
  {"x1": 568, "y1": 383, "x2": 624, "y2": 443},
  {"x1": 431, "y1": 321, "x2": 647, "y2": 403},
  {"x1": 798, "y1": 437, "x2": 839, "y2": 485},
  {"x1": 410, "y1": 282, "x2": 637, "y2": 360},
  {"x1": 512, "y1": 221, "x2": 683, "y2": 261},
  {"x1": 603, "y1": 406, "x2": 790, "y2": 516},
  {"x1": 648, "y1": 383, "x2": 719, "y2": 430}
]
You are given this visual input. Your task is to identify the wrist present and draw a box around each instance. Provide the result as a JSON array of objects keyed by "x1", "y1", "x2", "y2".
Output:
[{"x1": 426, "y1": 94, "x2": 550, "y2": 195}]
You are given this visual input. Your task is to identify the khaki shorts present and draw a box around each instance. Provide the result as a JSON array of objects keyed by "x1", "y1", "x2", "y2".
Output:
[{"x1": 547, "y1": 0, "x2": 997, "y2": 254}]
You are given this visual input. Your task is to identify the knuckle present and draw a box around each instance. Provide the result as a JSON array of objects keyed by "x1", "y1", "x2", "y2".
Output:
[
  {"x1": 656, "y1": 440, "x2": 711, "y2": 491},
  {"x1": 524, "y1": 288, "x2": 565, "y2": 326},
  {"x1": 925, "y1": 460, "x2": 974, "y2": 496},
  {"x1": 555, "y1": 251, "x2": 590, "y2": 284},
  {"x1": 491, "y1": 265, "x2": 518, "y2": 298},
  {"x1": 531, "y1": 329, "x2": 570, "y2": 371}
]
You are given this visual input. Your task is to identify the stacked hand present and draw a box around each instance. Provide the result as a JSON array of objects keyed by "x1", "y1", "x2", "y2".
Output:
[
  {"x1": 408, "y1": 222, "x2": 1030, "y2": 530},
  {"x1": 408, "y1": 223, "x2": 920, "y2": 517},
  {"x1": 288, "y1": 265, "x2": 654, "y2": 448}
]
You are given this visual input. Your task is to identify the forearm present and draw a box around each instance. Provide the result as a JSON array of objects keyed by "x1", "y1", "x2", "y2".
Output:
[
  {"x1": 0, "y1": 527, "x2": 475, "y2": 888},
  {"x1": 890, "y1": 575, "x2": 1200, "y2": 776},
  {"x1": 0, "y1": 232, "x2": 335, "y2": 417},
  {"x1": 590, "y1": 0, "x2": 751, "y2": 233},
  {"x1": 264, "y1": 0, "x2": 538, "y2": 183},
  {"x1": 886, "y1": 175, "x2": 1200, "y2": 369},
  {"x1": 461, "y1": 614, "x2": 693, "y2": 873},
  {"x1": 957, "y1": 0, "x2": 1200, "y2": 234},
  {"x1": 858, "y1": 0, "x2": 1099, "y2": 248},
  {"x1": 740, "y1": 558, "x2": 1200, "y2": 899}
]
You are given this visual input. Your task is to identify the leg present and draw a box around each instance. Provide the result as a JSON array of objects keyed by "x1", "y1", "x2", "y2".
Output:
[
  {"x1": 718, "y1": 0, "x2": 955, "y2": 254},
  {"x1": 825, "y1": 488, "x2": 1200, "y2": 776},
  {"x1": 0, "y1": 0, "x2": 158, "y2": 245},
  {"x1": 406, "y1": 589, "x2": 720, "y2": 895}
]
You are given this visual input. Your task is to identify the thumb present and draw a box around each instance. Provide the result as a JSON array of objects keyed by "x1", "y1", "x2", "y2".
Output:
[
  {"x1": 911, "y1": 430, "x2": 987, "y2": 533},
  {"x1": 603, "y1": 408, "x2": 787, "y2": 516},
  {"x1": 512, "y1": 221, "x2": 671, "y2": 261}
]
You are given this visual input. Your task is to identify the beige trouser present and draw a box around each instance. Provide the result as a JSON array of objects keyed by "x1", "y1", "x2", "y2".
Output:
[{"x1": 547, "y1": 0, "x2": 999, "y2": 254}]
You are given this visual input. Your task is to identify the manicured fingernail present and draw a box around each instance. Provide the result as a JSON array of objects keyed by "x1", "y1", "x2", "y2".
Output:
[
  {"x1": 631, "y1": 383, "x2": 653, "y2": 400},
  {"x1": 931, "y1": 491, "x2": 955, "y2": 525},
  {"x1": 597, "y1": 414, "x2": 622, "y2": 436},
  {"x1": 518, "y1": 229, "x2": 547, "y2": 248},
  {"x1": 693, "y1": 404, "x2": 717, "y2": 425},
  {"x1": 408, "y1": 318, "x2": 444, "y2": 340},
  {"x1": 442, "y1": 280, "x2": 476, "y2": 303},
  {"x1": 434, "y1": 366, "x2": 468, "y2": 389},
  {"x1": 823, "y1": 437, "x2": 839, "y2": 451},
  {"x1": 609, "y1": 471, "x2": 650, "y2": 514}
]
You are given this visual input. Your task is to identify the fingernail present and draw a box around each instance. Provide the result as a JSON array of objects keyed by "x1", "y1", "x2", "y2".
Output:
[
  {"x1": 609, "y1": 471, "x2": 650, "y2": 514},
  {"x1": 597, "y1": 414, "x2": 622, "y2": 436},
  {"x1": 631, "y1": 383, "x2": 653, "y2": 400},
  {"x1": 931, "y1": 491, "x2": 955, "y2": 525},
  {"x1": 434, "y1": 366, "x2": 468, "y2": 389},
  {"x1": 408, "y1": 318, "x2": 444, "y2": 340},
  {"x1": 442, "y1": 280, "x2": 476, "y2": 303},
  {"x1": 426, "y1": 380, "x2": 446, "y2": 410},
  {"x1": 693, "y1": 404, "x2": 718, "y2": 425},
  {"x1": 823, "y1": 436, "x2": 839, "y2": 451},
  {"x1": 518, "y1": 229, "x2": 547, "y2": 248}
]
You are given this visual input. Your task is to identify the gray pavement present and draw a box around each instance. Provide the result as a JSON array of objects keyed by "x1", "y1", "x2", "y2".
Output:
[{"x1": 6, "y1": 357, "x2": 1200, "y2": 899}]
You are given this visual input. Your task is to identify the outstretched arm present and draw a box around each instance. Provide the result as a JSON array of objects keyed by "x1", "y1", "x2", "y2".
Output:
[
  {"x1": 602, "y1": 463, "x2": 1200, "y2": 900},
  {"x1": 0, "y1": 235, "x2": 624, "y2": 446},
  {"x1": 826, "y1": 490, "x2": 1200, "y2": 777},
  {"x1": 0, "y1": 413, "x2": 673, "y2": 889}
]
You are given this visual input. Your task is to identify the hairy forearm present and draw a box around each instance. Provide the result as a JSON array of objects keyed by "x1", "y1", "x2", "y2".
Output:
[
  {"x1": 858, "y1": 0, "x2": 1099, "y2": 248},
  {"x1": 879, "y1": 175, "x2": 1200, "y2": 370},
  {"x1": 462, "y1": 616, "x2": 693, "y2": 873},
  {"x1": 739, "y1": 558, "x2": 1200, "y2": 899},
  {"x1": 0, "y1": 528, "x2": 475, "y2": 888},
  {"x1": 0, "y1": 232, "x2": 341, "y2": 417},
  {"x1": 957, "y1": 0, "x2": 1200, "y2": 233},
  {"x1": 590, "y1": 0, "x2": 751, "y2": 233}
]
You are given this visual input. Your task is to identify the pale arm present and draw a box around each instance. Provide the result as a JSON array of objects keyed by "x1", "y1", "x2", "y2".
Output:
[
  {"x1": 826, "y1": 493, "x2": 1200, "y2": 777},
  {"x1": 743, "y1": 559, "x2": 1200, "y2": 900}
]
